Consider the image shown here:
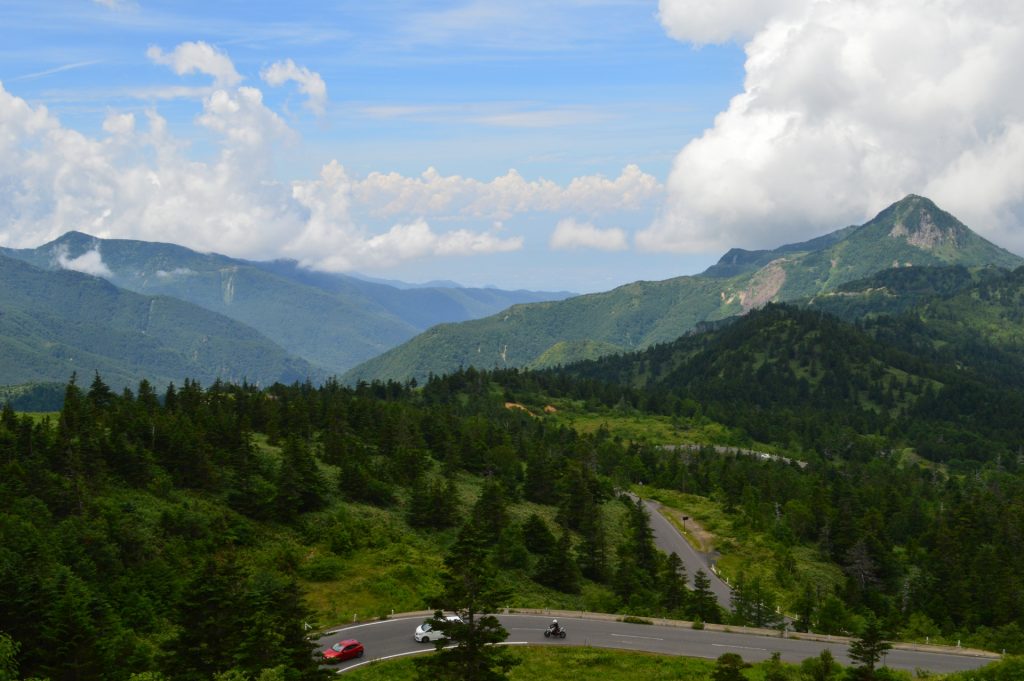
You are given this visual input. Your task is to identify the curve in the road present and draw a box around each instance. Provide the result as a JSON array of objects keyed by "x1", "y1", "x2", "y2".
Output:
[{"x1": 317, "y1": 613, "x2": 997, "y2": 676}]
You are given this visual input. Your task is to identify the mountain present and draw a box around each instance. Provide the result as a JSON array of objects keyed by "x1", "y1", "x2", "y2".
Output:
[
  {"x1": 0, "y1": 252, "x2": 321, "y2": 391},
  {"x1": 2, "y1": 234, "x2": 573, "y2": 374},
  {"x1": 549, "y1": 274, "x2": 1024, "y2": 461},
  {"x1": 345, "y1": 195, "x2": 1024, "y2": 384}
]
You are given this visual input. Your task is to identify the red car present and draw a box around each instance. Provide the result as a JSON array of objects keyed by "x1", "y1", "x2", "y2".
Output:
[{"x1": 323, "y1": 639, "x2": 364, "y2": 663}]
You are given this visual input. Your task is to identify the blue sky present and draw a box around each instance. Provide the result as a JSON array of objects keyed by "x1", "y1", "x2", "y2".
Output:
[{"x1": 2, "y1": 1, "x2": 1022, "y2": 292}]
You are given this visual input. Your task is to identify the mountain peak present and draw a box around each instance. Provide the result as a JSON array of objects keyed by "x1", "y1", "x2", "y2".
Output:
[{"x1": 868, "y1": 194, "x2": 969, "y2": 251}]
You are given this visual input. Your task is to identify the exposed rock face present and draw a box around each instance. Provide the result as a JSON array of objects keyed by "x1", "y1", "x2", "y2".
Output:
[
  {"x1": 737, "y1": 258, "x2": 788, "y2": 312},
  {"x1": 889, "y1": 206, "x2": 962, "y2": 250}
]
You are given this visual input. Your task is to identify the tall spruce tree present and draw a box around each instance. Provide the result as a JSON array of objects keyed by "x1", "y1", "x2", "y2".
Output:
[
  {"x1": 416, "y1": 522, "x2": 518, "y2": 681},
  {"x1": 847, "y1": 614, "x2": 891, "y2": 680}
]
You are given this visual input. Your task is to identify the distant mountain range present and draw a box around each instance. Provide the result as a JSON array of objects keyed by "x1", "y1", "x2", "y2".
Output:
[
  {"x1": 344, "y1": 195, "x2": 1024, "y2": 384},
  {"x1": 1, "y1": 233, "x2": 573, "y2": 376},
  {"x1": 0, "y1": 251, "x2": 320, "y2": 391}
]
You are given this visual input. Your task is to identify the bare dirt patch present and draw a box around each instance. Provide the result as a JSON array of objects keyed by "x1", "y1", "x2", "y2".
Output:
[{"x1": 660, "y1": 505, "x2": 715, "y2": 553}]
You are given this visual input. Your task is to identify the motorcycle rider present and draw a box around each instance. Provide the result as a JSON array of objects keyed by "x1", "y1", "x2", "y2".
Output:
[{"x1": 550, "y1": 618, "x2": 561, "y2": 635}]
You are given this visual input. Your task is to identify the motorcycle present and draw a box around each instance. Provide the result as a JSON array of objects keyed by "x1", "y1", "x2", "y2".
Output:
[{"x1": 544, "y1": 624, "x2": 567, "y2": 639}]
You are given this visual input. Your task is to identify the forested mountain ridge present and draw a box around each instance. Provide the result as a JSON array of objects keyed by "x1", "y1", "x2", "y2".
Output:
[
  {"x1": 544, "y1": 266, "x2": 1024, "y2": 462},
  {"x1": 345, "y1": 195, "x2": 1023, "y2": 384},
  {"x1": 0, "y1": 252, "x2": 320, "y2": 391},
  {"x1": 4, "y1": 359, "x2": 1024, "y2": 679},
  {"x1": 1, "y1": 232, "x2": 573, "y2": 374}
]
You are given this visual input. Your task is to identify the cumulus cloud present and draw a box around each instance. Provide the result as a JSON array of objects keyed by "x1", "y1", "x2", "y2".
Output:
[
  {"x1": 353, "y1": 164, "x2": 661, "y2": 220},
  {"x1": 286, "y1": 162, "x2": 522, "y2": 270},
  {"x1": 147, "y1": 41, "x2": 242, "y2": 87},
  {"x1": 550, "y1": 218, "x2": 627, "y2": 251},
  {"x1": 642, "y1": 0, "x2": 1024, "y2": 255},
  {"x1": 56, "y1": 246, "x2": 113, "y2": 278},
  {"x1": 261, "y1": 59, "x2": 328, "y2": 116},
  {"x1": 0, "y1": 39, "x2": 657, "y2": 275}
]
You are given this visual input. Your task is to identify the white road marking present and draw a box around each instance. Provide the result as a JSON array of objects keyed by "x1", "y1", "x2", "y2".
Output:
[
  {"x1": 712, "y1": 643, "x2": 768, "y2": 651},
  {"x1": 323, "y1": 616, "x2": 425, "y2": 635},
  {"x1": 336, "y1": 642, "x2": 527, "y2": 674},
  {"x1": 611, "y1": 633, "x2": 665, "y2": 641}
]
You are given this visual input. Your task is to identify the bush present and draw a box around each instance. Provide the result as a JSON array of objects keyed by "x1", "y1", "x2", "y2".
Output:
[{"x1": 298, "y1": 554, "x2": 346, "y2": 582}]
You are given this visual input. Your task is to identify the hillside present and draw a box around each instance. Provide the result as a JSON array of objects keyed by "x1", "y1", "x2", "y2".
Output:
[
  {"x1": 2, "y1": 233, "x2": 573, "y2": 374},
  {"x1": 345, "y1": 195, "x2": 1023, "y2": 384},
  {"x1": 0, "y1": 252, "x2": 320, "y2": 390}
]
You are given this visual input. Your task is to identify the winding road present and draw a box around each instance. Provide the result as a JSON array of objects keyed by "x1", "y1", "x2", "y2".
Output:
[
  {"x1": 316, "y1": 495, "x2": 996, "y2": 675},
  {"x1": 317, "y1": 613, "x2": 997, "y2": 675}
]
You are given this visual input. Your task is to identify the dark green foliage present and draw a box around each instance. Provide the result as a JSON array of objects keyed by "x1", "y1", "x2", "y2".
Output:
[
  {"x1": 533, "y1": 529, "x2": 582, "y2": 594},
  {"x1": 690, "y1": 569, "x2": 723, "y2": 624},
  {"x1": 800, "y1": 650, "x2": 842, "y2": 681},
  {"x1": 416, "y1": 522, "x2": 519, "y2": 681},
  {"x1": 712, "y1": 652, "x2": 749, "y2": 681},
  {"x1": 660, "y1": 552, "x2": 689, "y2": 616},
  {"x1": 522, "y1": 514, "x2": 556, "y2": 555},
  {"x1": 763, "y1": 651, "x2": 791, "y2": 681},
  {"x1": 848, "y1": 615, "x2": 893, "y2": 680},
  {"x1": 730, "y1": 572, "x2": 784, "y2": 629}
]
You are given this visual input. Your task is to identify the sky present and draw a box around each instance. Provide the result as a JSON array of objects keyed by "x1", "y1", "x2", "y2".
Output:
[{"x1": 1, "y1": 1, "x2": 1023, "y2": 293}]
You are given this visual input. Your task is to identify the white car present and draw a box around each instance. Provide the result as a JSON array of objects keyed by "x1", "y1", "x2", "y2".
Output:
[{"x1": 414, "y1": 614, "x2": 463, "y2": 642}]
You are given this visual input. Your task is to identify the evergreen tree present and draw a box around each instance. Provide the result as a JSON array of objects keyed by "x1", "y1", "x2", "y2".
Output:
[
  {"x1": 275, "y1": 435, "x2": 325, "y2": 520},
  {"x1": 521, "y1": 514, "x2": 556, "y2": 555},
  {"x1": 847, "y1": 615, "x2": 892, "y2": 680},
  {"x1": 660, "y1": 552, "x2": 689, "y2": 615},
  {"x1": 690, "y1": 569, "x2": 722, "y2": 624},
  {"x1": 416, "y1": 522, "x2": 519, "y2": 681},
  {"x1": 534, "y1": 529, "x2": 581, "y2": 594}
]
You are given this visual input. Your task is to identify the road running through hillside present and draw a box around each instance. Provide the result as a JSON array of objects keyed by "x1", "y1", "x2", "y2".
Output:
[
  {"x1": 632, "y1": 494, "x2": 734, "y2": 610},
  {"x1": 317, "y1": 613, "x2": 996, "y2": 675}
]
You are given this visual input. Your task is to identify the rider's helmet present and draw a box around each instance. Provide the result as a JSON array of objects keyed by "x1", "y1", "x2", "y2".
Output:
[{"x1": 552, "y1": 619, "x2": 558, "y2": 625}]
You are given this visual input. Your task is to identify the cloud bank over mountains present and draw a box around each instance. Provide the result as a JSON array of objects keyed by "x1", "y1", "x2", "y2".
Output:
[
  {"x1": 643, "y1": 0, "x2": 1024, "y2": 254},
  {"x1": 0, "y1": 41, "x2": 659, "y2": 274}
]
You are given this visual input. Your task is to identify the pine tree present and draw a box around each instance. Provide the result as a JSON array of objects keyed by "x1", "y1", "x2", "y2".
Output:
[
  {"x1": 275, "y1": 435, "x2": 325, "y2": 520},
  {"x1": 660, "y1": 552, "x2": 689, "y2": 615},
  {"x1": 690, "y1": 569, "x2": 722, "y2": 624},
  {"x1": 534, "y1": 529, "x2": 581, "y2": 594},
  {"x1": 847, "y1": 614, "x2": 891, "y2": 680},
  {"x1": 416, "y1": 522, "x2": 519, "y2": 681}
]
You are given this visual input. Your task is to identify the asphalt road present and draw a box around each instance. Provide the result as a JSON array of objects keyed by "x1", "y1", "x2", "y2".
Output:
[
  {"x1": 317, "y1": 613, "x2": 996, "y2": 675},
  {"x1": 639, "y1": 496, "x2": 734, "y2": 610}
]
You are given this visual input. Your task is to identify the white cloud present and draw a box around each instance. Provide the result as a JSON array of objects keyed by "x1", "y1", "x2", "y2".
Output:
[
  {"x1": 550, "y1": 218, "x2": 627, "y2": 251},
  {"x1": 146, "y1": 41, "x2": 242, "y2": 87},
  {"x1": 286, "y1": 162, "x2": 523, "y2": 270},
  {"x1": 102, "y1": 112, "x2": 135, "y2": 136},
  {"x1": 155, "y1": 267, "x2": 195, "y2": 279},
  {"x1": 56, "y1": 246, "x2": 113, "y2": 278},
  {"x1": 353, "y1": 164, "x2": 661, "y2": 220},
  {"x1": 642, "y1": 0, "x2": 1024, "y2": 255},
  {"x1": 657, "y1": 0, "x2": 806, "y2": 45},
  {"x1": 0, "y1": 36, "x2": 656, "y2": 276},
  {"x1": 260, "y1": 59, "x2": 328, "y2": 116}
]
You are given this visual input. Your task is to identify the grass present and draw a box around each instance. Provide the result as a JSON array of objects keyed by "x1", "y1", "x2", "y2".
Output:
[
  {"x1": 636, "y1": 487, "x2": 845, "y2": 613},
  {"x1": 544, "y1": 402, "x2": 758, "y2": 449},
  {"x1": 299, "y1": 472, "x2": 630, "y2": 628},
  {"x1": 342, "y1": 646, "x2": 720, "y2": 680},
  {"x1": 337, "y1": 645, "x2": 926, "y2": 680}
]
